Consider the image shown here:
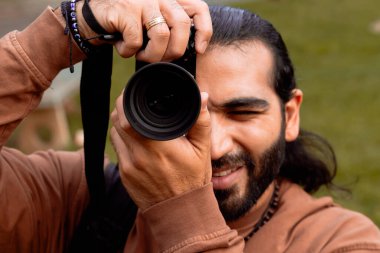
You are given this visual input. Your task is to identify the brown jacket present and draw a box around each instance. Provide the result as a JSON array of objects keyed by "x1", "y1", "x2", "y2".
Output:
[{"x1": 1, "y1": 7, "x2": 380, "y2": 253}]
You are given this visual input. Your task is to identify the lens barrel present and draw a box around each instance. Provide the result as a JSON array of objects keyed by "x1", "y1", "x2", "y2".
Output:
[{"x1": 123, "y1": 62, "x2": 201, "y2": 141}]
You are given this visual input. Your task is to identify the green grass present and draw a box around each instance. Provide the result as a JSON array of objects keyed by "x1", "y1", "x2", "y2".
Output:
[{"x1": 66, "y1": 0, "x2": 380, "y2": 226}]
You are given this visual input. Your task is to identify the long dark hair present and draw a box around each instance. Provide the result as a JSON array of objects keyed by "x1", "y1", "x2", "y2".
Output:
[{"x1": 208, "y1": 5, "x2": 337, "y2": 193}]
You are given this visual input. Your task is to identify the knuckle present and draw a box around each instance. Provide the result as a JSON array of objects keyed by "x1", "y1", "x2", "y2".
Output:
[
  {"x1": 118, "y1": 42, "x2": 141, "y2": 58},
  {"x1": 167, "y1": 46, "x2": 186, "y2": 59},
  {"x1": 126, "y1": 35, "x2": 143, "y2": 51},
  {"x1": 204, "y1": 27, "x2": 213, "y2": 39},
  {"x1": 199, "y1": 0, "x2": 210, "y2": 12},
  {"x1": 170, "y1": 12, "x2": 191, "y2": 29},
  {"x1": 196, "y1": 24, "x2": 213, "y2": 40},
  {"x1": 119, "y1": 163, "x2": 132, "y2": 179},
  {"x1": 154, "y1": 27, "x2": 170, "y2": 40},
  {"x1": 175, "y1": 13, "x2": 191, "y2": 26},
  {"x1": 131, "y1": 153, "x2": 146, "y2": 168},
  {"x1": 116, "y1": 48, "x2": 132, "y2": 58},
  {"x1": 119, "y1": 118, "x2": 130, "y2": 132},
  {"x1": 116, "y1": 44, "x2": 136, "y2": 58},
  {"x1": 182, "y1": 17, "x2": 192, "y2": 29},
  {"x1": 110, "y1": 127, "x2": 117, "y2": 140},
  {"x1": 110, "y1": 110, "x2": 117, "y2": 124}
]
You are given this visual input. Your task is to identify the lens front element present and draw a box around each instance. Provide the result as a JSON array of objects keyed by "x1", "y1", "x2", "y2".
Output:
[{"x1": 123, "y1": 63, "x2": 201, "y2": 140}]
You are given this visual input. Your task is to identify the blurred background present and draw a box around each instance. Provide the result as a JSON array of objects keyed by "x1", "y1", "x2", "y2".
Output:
[{"x1": 1, "y1": 0, "x2": 379, "y2": 226}]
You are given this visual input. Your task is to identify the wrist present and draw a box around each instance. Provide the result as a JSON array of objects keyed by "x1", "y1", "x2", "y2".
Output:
[
  {"x1": 75, "y1": 0, "x2": 104, "y2": 46},
  {"x1": 60, "y1": 0, "x2": 105, "y2": 58},
  {"x1": 141, "y1": 184, "x2": 230, "y2": 251}
]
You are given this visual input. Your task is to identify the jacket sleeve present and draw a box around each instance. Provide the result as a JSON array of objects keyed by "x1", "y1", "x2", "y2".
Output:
[
  {"x1": 0, "y1": 7, "x2": 85, "y2": 147},
  {"x1": 140, "y1": 184, "x2": 245, "y2": 252},
  {"x1": 0, "y1": 7, "x2": 88, "y2": 253}
]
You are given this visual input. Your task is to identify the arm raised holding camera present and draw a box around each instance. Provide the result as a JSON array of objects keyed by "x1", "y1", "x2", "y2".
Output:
[
  {"x1": 110, "y1": 92, "x2": 212, "y2": 210},
  {"x1": 75, "y1": 0, "x2": 212, "y2": 61},
  {"x1": 110, "y1": 92, "x2": 244, "y2": 251},
  {"x1": 0, "y1": 0, "x2": 212, "y2": 141},
  {"x1": 0, "y1": 0, "x2": 215, "y2": 252}
]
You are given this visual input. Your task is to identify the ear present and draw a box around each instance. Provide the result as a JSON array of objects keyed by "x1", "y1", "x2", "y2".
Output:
[{"x1": 284, "y1": 89, "x2": 303, "y2": 142}]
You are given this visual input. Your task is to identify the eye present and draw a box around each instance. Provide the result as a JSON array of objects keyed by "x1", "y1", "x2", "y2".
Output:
[
  {"x1": 228, "y1": 110, "x2": 260, "y2": 115},
  {"x1": 227, "y1": 110, "x2": 262, "y2": 121}
]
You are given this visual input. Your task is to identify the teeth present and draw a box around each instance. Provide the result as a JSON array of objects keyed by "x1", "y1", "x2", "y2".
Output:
[
  {"x1": 213, "y1": 170, "x2": 232, "y2": 177},
  {"x1": 212, "y1": 167, "x2": 239, "y2": 177}
]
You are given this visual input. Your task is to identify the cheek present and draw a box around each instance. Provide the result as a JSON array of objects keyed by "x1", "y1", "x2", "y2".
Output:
[{"x1": 234, "y1": 116, "x2": 282, "y2": 155}]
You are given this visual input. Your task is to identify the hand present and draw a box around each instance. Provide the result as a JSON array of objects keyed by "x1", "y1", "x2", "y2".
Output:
[
  {"x1": 76, "y1": 0, "x2": 212, "y2": 61},
  {"x1": 110, "y1": 92, "x2": 211, "y2": 210}
]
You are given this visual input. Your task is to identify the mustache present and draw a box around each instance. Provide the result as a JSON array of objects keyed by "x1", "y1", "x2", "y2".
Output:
[{"x1": 211, "y1": 151, "x2": 254, "y2": 170}]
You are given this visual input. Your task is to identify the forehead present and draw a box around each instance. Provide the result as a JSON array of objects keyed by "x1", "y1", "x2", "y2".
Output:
[{"x1": 196, "y1": 41, "x2": 276, "y2": 102}]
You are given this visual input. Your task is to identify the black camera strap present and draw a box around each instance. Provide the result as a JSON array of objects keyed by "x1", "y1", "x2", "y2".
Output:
[
  {"x1": 80, "y1": 45, "x2": 111, "y2": 214},
  {"x1": 70, "y1": 31, "x2": 196, "y2": 252},
  {"x1": 69, "y1": 45, "x2": 137, "y2": 252}
]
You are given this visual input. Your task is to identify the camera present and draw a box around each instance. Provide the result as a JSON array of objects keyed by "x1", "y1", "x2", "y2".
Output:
[{"x1": 122, "y1": 28, "x2": 201, "y2": 141}]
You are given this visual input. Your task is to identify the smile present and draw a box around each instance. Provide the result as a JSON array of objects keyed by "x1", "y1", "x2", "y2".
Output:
[
  {"x1": 211, "y1": 165, "x2": 245, "y2": 190},
  {"x1": 212, "y1": 166, "x2": 241, "y2": 177}
]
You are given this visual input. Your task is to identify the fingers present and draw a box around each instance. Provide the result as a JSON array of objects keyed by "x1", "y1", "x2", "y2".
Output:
[
  {"x1": 111, "y1": 95, "x2": 139, "y2": 141},
  {"x1": 90, "y1": 0, "x2": 145, "y2": 58},
  {"x1": 111, "y1": 91, "x2": 212, "y2": 208},
  {"x1": 186, "y1": 92, "x2": 211, "y2": 151},
  {"x1": 177, "y1": 0, "x2": 212, "y2": 54},
  {"x1": 158, "y1": 0, "x2": 192, "y2": 61},
  {"x1": 135, "y1": 12, "x2": 171, "y2": 62},
  {"x1": 117, "y1": 0, "x2": 211, "y2": 60},
  {"x1": 157, "y1": 0, "x2": 212, "y2": 58},
  {"x1": 136, "y1": 0, "x2": 192, "y2": 62},
  {"x1": 113, "y1": 21, "x2": 144, "y2": 58},
  {"x1": 89, "y1": 0, "x2": 211, "y2": 60},
  {"x1": 110, "y1": 127, "x2": 130, "y2": 172}
]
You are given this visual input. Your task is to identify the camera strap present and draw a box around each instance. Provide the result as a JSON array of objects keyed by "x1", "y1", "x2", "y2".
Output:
[
  {"x1": 70, "y1": 33, "x2": 196, "y2": 252},
  {"x1": 69, "y1": 45, "x2": 137, "y2": 252},
  {"x1": 80, "y1": 45, "x2": 111, "y2": 214}
]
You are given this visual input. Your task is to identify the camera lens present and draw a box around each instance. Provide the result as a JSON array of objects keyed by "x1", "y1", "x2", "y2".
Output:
[{"x1": 123, "y1": 62, "x2": 200, "y2": 140}]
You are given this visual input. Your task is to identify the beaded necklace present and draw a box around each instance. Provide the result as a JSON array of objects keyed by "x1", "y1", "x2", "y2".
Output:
[{"x1": 244, "y1": 181, "x2": 280, "y2": 241}]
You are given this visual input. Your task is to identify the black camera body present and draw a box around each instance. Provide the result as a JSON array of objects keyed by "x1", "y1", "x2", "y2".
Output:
[{"x1": 123, "y1": 29, "x2": 200, "y2": 140}]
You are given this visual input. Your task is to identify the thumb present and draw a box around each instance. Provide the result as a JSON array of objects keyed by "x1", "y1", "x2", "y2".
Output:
[{"x1": 187, "y1": 92, "x2": 211, "y2": 151}]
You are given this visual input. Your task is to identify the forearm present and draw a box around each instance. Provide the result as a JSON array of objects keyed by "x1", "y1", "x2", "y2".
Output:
[
  {"x1": 0, "y1": 7, "x2": 85, "y2": 146},
  {"x1": 137, "y1": 184, "x2": 244, "y2": 252}
]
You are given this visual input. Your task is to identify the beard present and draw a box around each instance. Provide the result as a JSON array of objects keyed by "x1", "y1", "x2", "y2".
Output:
[{"x1": 212, "y1": 126, "x2": 286, "y2": 221}]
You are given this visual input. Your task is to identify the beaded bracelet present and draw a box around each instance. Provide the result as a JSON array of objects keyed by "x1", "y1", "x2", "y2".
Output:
[
  {"x1": 61, "y1": 0, "x2": 97, "y2": 72},
  {"x1": 62, "y1": 0, "x2": 95, "y2": 54}
]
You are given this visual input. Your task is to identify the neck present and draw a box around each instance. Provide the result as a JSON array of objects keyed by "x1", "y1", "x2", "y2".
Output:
[{"x1": 226, "y1": 181, "x2": 277, "y2": 234}]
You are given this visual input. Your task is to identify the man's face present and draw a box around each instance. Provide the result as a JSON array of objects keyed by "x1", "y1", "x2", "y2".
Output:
[{"x1": 196, "y1": 42, "x2": 288, "y2": 221}]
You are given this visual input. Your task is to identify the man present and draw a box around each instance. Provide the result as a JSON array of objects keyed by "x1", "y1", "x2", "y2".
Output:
[
  {"x1": 0, "y1": 1, "x2": 379, "y2": 253},
  {"x1": 110, "y1": 5, "x2": 380, "y2": 252}
]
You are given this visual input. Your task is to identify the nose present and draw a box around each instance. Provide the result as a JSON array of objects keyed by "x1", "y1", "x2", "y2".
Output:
[{"x1": 210, "y1": 114, "x2": 234, "y2": 160}]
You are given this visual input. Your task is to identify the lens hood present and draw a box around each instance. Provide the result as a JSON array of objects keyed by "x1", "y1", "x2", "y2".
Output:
[{"x1": 123, "y1": 62, "x2": 201, "y2": 141}]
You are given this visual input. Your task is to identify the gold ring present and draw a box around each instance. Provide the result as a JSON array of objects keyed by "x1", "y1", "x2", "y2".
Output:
[{"x1": 145, "y1": 16, "x2": 167, "y2": 31}]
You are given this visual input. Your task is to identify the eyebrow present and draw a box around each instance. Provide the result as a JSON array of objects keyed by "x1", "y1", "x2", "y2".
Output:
[{"x1": 220, "y1": 97, "x2": 270, "y2": 110}]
